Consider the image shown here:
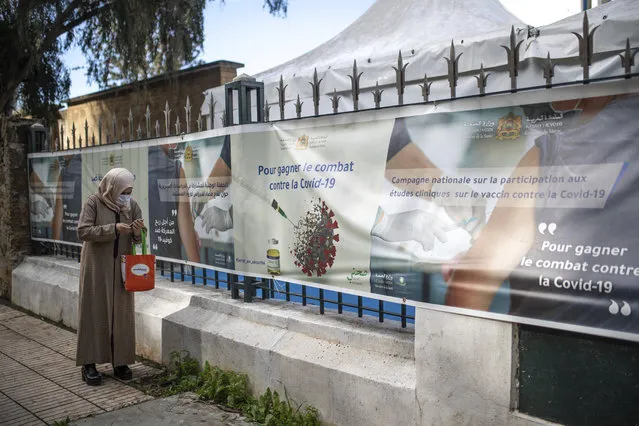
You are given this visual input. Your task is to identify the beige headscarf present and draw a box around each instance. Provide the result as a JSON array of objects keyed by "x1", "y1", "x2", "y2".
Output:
[{"x1": 97, "y1": 168, "x2": 135, "y2": 212}]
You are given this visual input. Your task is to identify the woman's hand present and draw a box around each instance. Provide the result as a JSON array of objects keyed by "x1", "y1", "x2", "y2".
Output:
[
  {"x1": 131, "y1": 219, "x2": 145, "y2": 236},
  {"x1": 116, "y1": 223, "x2": 132, "y2": 235}
]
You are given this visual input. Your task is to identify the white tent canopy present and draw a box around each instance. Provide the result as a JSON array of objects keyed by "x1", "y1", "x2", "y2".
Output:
[
  {"x1": 256, "y1": 0, "x2": 523, "y2": 83},
  {"x1": 201, "y1": 0, "x2": 639, "y2": 123}
]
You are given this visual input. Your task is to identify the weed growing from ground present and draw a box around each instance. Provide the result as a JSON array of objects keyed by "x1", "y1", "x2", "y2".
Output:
[{"x1": 136, "y1": 351, "x2": 321, "y2": 426}]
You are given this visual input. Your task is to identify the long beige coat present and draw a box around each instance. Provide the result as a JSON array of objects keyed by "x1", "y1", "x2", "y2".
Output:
[{"x1": 76, "y1": 194, "x2": 143, "y2": 366}]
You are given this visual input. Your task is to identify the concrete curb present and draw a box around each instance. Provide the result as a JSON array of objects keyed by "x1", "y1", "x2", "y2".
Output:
[{"x1": 12, "y1": 257, "x2": 418, "y2": 425}]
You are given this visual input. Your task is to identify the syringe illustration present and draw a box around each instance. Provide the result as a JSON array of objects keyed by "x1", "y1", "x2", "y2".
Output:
[
  {"x1": 233, "y1": 173, "x2": 296, "y2": 228},
  {"x1": 270, "y1": 199, "x2": 297, "y2": 228}
]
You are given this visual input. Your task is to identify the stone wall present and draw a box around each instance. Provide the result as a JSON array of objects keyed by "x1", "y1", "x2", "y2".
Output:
[
  {"x1": 0, "y1": 118, "x2": 31, "y2": 299},
  {"x1": 58, "y1": 62, "x2": 241, "y2": 148}
]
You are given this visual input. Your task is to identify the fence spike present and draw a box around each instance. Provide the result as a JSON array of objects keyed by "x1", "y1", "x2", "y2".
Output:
[
  {"x1": 329, "y1": 89, "x2": 341, "y2": 114},
  {"x1": 276, "y1": 75, "x2": 288, "y2": 120},
  {"x1": 572, "y1": 11, "x2": 599, "y2": 82},
  {"x1": 542, "y1": 52, "x2": 555, "y2": 87},
  {"x1": 112, "y1": 112, "x2": 117, "y2": 143},
  {"x1": 155, "y1": 120, "x2": 160, "y2": 138},
  {"x1": 419, "y1": 74, "x2": 433, "y2": 102},
  {"x1": 66, "y1": 137, "x2": 70, "y2": 150},
  {"x1": 111, "y1": 112, "x2": 118, "y2": 143},
  {"x1": 71, "y1": 122, "x2": 76, "y2": 149},
  {"x1": 264, "y1": 102, "x2": 271, "y2": 122},
  {"x1": 348, "y1": 60, "x2": 363, "y2": 111},
  {"x1": 121, "y1": 125, "x2": 126, "y2": 142},
  {"x1": 145, "y1": 105, "x2": 151, "y2": 138},
  {"x1": 197, "y1": 114, "x2": 203, "y2": 132},
  {"x1": 92, "y1": 133, "x2": 95, "y2": 147},
  {"x1": 128, "y1": 108, "x2": 133, "y2": 140},
  {"x1": 393, "y1": 50, "x2": 409, "y2": 105},
  {"x1": 137, "y1": 124, "x2": 143, "y2": 140},
  {"x1": 208, "y1": 95, "x2": 216, "y2": 130},
  {"x1": 98, "y1": 116, "x2": 102, "y2": 145},
  {"x1": 501, "y1": 26, "x2": 524, "y2": 92},
  {"x1": 185, "y1": 96, "x2": 192, "y2": 133},
  {"x1": 221, "y1": 111, "x2": 227, "y2": 127},
  {"x1": 619, "y1": 38, "x2": 638, "y2": 78},
  {"x1": 309, "y1": 68, "x2": 323, "y2": 116},
  {"x1": 78, "y1": 135, "x2": 82, "y2": 148},
  {"x1": 372, "y1": 81, "x2": 384, "y2": 108},
  {"x1": 444, "y1": 39, "x2": 462, "y2": 99},
  {"x1": 163, "y1": 101, "x2": 171, "y2": 136},
  {"x1": 84, "y1": 119, "x2": 89, "y2": 149},
  {"x1": 295, "y1": 95, "x2": 303, "y2": 119},
  {"x1": 474, "y1": 63, "x2": 490, "y2": 96},
  {"x1": 175, "y1": 116, "x2": 181, "y2": 135},
  {"x1": 60, "y1": 124, "x2": 64, "y2": 149}
]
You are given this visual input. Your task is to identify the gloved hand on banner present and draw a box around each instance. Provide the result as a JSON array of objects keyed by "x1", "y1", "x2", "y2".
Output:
[
  {"x1": 371, "y1": 209, "x2": 450, "y2": 252},
  {"x1": 192, "y1": 182, "x2": 232, "y2": 218},
  {"x1": 201, "y1": 205, "x2": 233, "y2": 233},
  {"x1": 30, "y1": 191, "x2": 53, "y2": 223},
  {"x1": 431, "y1": 182, "x2": 486, "y2": 240}
]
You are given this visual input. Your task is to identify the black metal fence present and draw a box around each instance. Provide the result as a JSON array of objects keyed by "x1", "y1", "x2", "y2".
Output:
[
  {"x1": 25, "y1": 12, "x2": 637, "y2": 152},
  {"x1": 27, "y1": 10, "x2": 638, "y2": 328}
]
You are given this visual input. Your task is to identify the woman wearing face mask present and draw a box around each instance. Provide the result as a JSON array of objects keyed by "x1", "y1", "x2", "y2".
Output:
[{"x1": 76, "y1": 167, "x2": 146, "y2": 386}]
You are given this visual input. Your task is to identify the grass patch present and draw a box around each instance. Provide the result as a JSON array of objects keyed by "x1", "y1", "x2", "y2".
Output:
[{"x1": 135, "y1": 351, "x2": 321, "y2": 426}]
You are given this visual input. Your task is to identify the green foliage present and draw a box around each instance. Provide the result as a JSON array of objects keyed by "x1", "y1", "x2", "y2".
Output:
[
  {"x1": 78, "y1": 0, "x2": 208, "y2": 87},
  {"x1": 150, "y1": 351, "x2": 321, "y2": 425},
  {"x1": 0, "y1": 0, "x2": 288, "y2": 119},
  {"x1": 246, "y1": 387, "x2": 321, "y2": 426},
  {"x1": 163, "y1": 350, "x2": 201, "y2": 393},
  {"x1": 52, "y1": 418, "x2": 71, "y2": 426},
  {"x1": 197, "y1": 361, "x2": 251, "y2": 409}
]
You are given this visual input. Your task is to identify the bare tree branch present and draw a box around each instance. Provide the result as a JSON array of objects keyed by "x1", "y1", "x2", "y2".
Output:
[{"x1": 56, "y1": 1, "x2": 114, "y2": 38}]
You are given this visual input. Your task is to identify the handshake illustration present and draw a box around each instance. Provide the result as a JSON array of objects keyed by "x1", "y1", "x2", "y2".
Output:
[{"x1": 372, "y1": 183, "x2": 486, "y2": 251}]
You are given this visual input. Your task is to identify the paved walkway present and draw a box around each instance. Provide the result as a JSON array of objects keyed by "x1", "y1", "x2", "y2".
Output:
[
  {"x1": 0, "y1": 304, "x2": 158, "y2": 425},
  {"x1": 73, "y1": 393, "x2": 251, "y2": 426}
]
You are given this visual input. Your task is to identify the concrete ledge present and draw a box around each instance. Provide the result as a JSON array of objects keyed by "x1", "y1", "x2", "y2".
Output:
[
  {"x1": 162, "y1": 302, "x2": 416, "y2": 425},
  {"x1": 11, "y1": 256, "x2": 81, "y2": 329},
  {"x1": 12, "y1": 256, "x2": 555, "y2": 426},
  {"x1": 12, "y1": 257, "x2": 417, "y2": 425}
]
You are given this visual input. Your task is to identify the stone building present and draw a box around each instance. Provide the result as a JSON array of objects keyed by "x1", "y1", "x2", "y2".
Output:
[{"x1": 58, "y1": 60, "x2": 243, "y2": 148}]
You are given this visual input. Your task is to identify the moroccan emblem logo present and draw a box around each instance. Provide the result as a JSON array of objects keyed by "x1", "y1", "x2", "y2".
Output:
[
  {"x1": 184, "y1": 145, "x2": 193, "y2": 162},
  {"x1": 295, "y1": 135, "x2": 309, "y2": 150},
  {"x1": 496, "y1": 112, "x2": 522, "y2": 140},
  {"x1": 108, "y1": 153, "x2": 115, "y2": 167}
]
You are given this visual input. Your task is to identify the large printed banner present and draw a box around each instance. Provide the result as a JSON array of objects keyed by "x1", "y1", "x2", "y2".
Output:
[{"x1": 28, "y1": 81, "x2": 639, "y2": 341}]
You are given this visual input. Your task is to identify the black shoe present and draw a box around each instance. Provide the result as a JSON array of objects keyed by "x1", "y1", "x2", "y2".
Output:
[
  {"x1": 81, "y1": 364, "x2": 103, "y2": 386},
  {"x1": 113, "y1": 365, "x2": 133, "y2": 380}
]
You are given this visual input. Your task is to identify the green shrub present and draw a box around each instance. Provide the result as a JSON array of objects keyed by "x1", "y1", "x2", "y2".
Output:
[
  {"x1": 162, "y1": 350, "x2": 201, "y2": 393},
  {"x1": 246, "y1": 387, "x2": 321, "y2": 426},
  {"x1": 151, "y1": 351, "x2": 322, "y2": 425},
  {"x1": 197, "y1": 361, "x2": 251, "y2": 409}
]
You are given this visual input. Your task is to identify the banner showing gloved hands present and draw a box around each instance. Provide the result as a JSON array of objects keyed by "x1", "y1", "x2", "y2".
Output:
[
  {"x1": 148, "y1": 136, "x2": 234, "y2": 269},
  {"x1": 29, "y1": 154, "x2": 82, "y2": 242},
  {"x1": 28, "y1": 83, "x2": 639, "y2": 340}
]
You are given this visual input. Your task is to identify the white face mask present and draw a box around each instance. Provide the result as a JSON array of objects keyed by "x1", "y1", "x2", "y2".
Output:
[{"x1": 118, "y1": 194, "x2": 132, "y2": 207}]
